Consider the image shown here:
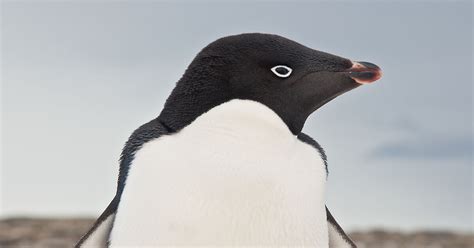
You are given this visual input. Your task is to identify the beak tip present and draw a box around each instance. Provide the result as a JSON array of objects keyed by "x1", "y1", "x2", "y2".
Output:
[{"x1": 347, "y1": 61, "x2": 383, "y2": 84}]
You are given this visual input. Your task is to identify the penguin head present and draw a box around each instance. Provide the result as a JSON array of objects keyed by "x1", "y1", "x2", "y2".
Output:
[{"x1": 160, "y1": 33, "x2": 382, "y2": 134}]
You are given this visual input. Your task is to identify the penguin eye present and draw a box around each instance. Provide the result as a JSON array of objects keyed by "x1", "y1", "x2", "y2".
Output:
[{"x1": 271, "y1": 65, "x2": 292, "y2": 78}]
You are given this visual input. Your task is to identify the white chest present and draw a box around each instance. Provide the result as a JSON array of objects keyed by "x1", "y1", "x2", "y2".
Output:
[{"x1": 109, "y1": 100, "x2": 328, "y2": 247}]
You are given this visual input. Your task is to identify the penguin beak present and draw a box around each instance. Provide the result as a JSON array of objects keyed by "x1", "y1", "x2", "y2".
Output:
[{"x1": 343, "y1": 61, "x2": 382, "y2": 84}]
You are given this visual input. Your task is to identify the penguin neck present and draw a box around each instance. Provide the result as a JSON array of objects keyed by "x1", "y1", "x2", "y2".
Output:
[
  {"x1": 181, "y1": 99, "x2": 296, "y2": 141},
  {"x1": 158, "y1": 90, "x2": 306, "y2": 136}
]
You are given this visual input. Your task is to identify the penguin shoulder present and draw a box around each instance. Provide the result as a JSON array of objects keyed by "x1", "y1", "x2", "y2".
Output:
[
  {"x1": 297, "y1": 132, "x2": 328, "y2": 175},
  {"x1": 117, "y1": 118, "x2": 172, "y2": 195}
]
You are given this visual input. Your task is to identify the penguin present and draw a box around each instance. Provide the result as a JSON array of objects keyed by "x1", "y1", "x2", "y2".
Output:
[{"x1": 76, "y1": 33, "x2": 382, "y2": 248}]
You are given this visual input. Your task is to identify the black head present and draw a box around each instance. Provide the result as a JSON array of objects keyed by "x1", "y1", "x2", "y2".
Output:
[{"x1": 159, "y1": 33, "x2": 381, "y2": 134}]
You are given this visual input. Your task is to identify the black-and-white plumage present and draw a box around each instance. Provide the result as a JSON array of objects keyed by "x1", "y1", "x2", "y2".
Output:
[{"x1": 76, "y1": 33, "x2": 381, "y2": 248}]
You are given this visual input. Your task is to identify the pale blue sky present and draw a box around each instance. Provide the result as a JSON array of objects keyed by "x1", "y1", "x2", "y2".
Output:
[{"x1": 1, "y1": 1, "x2": 472, "y2": 231}]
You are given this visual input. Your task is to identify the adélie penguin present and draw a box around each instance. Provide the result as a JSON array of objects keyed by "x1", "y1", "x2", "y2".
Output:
[{"x1": 76, "y1": 33, "x2": 382, "y2": 248}]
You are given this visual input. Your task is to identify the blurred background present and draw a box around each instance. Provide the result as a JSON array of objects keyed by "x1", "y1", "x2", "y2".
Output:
[{"x1": 1, "y1": 1, "x2": 472, "y2": 247}]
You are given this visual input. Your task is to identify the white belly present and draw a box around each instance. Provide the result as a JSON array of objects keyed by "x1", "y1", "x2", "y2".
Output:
[{"x1": 109, "y1": 100, "x2": 328, "y2": 247}]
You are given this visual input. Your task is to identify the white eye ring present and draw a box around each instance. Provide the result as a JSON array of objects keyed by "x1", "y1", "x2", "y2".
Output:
[{"x1": 271, "y1": 65, "x2": 292, "y2": 78}]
